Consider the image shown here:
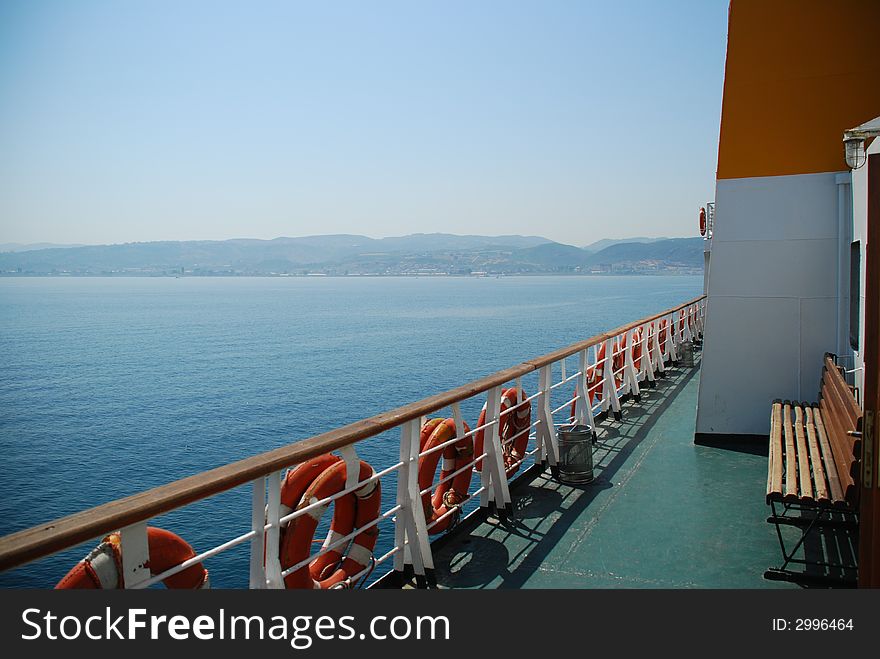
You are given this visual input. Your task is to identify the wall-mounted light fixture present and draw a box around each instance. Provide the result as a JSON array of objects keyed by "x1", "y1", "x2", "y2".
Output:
[
  {"x1": 843, "y1": 135, "x2": 866, "y2": 169},
  {"x1": 842, "y1": 116, "x2": 880, "y2": 170}
]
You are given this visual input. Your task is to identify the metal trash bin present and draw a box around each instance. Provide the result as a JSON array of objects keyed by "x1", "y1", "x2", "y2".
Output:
[
  {"x1": 681, "y1": 340, "x2": 694, "y2": 367},
  {"x1": 556, "y1": 424, "x2": 594, "y2": 484}
]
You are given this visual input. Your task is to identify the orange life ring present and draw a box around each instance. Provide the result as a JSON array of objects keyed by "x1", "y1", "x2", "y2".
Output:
[
  {"x1": 280, "y1": 458, "x2": 381, "y2": 589},
  {"x1": 474, "y1": 387, "x2": 531, "y2": 477},
  {"x1": 56, "y1": 526, "x2": 208, "y2": 589},
  {"x1": 417, "y1": 417, "x2": 474, "y2": 534},
  {"x1": 280, "y1": 454, "x2": 342, "y2": 517},
  {"x1": 420, "y1": 417, "x2": 445, "y2": 451},
  {"x1": 699, "y1": 207, "x2": 707, "y2": 236}
]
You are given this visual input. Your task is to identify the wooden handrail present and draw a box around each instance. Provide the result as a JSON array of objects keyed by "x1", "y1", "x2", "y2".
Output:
[{"x1": 0, "y1": 295, "x2": 705, "y2": 572}]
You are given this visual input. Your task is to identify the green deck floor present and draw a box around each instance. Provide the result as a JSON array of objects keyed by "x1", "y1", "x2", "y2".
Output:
[{"x1": 431, "y1": 354, "x2": 803, "y2": 589}]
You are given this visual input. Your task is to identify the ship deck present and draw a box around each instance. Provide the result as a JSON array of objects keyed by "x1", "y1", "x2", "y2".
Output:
[{"x1": 429, "y1": 353, "x2": 817, "y2": 588}]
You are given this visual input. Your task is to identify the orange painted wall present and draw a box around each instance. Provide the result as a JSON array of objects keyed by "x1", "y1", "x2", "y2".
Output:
[{"x1": 717, "y1": 0, "x2": 880, "y2": 180}]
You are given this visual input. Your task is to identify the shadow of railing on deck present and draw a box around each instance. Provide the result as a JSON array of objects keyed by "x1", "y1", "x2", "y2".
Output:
[{"x1": 432, "y1": 355, "x2": 702, "y2": 589}]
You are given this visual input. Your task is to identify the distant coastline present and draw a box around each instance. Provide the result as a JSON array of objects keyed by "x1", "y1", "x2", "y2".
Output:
[
  {"x1": 0, "y1": 233, "x2": 704, "y2": 277},
  {"x1": 0, "y1": 270, "x2": 702, "y2": 278}
]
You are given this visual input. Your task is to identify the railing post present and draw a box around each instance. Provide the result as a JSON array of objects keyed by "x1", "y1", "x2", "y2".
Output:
[
  {"x1": 406, "y1": 419, "x2": 435, "y2": 586},
  {"x1": 624, "y1": 328, "x2": 640, "y2": 401},
  {"x1": 515, "y1": 374, "x2": 535, "y2": 459},
  {"x1": 339, "y1": 444, "x2": 361, "y2": 490},
  {"x1": 676, "y1": 311, "x2": 682, "y2": 356},
  {"x1": 651, "y1": 320, "x2": 666, "y2": 376},
  {"x1": 118, "y1": 522, "x2": 151, "y2": 588},
  {"x1": 477, "y1": 394, "x2": 495, "y2": 509},
  {"x1": 598, "y1": 342, "x2": 608, "y2": 414},
  {"x1": 249, "y1": 476, "x2": 267, "y2": 589},
  {"x1": 264, "y1": 470, "x2": 284, "y2": 589},
  {"x1": 452, "y1": 402, "x2": 467, "y2": 445},
  {"x1": 640, "y1": 323, "x2": 655, "y2": 387},
  {"x1": 576, "y1": 348, "x2": 598, "y2": 438},
  {"x1": 667, "y1": 312, "x2": 678, "y2": 363},
  {"x1": 483, "y1": 385, "x2": 512, "y2": 513},
  {"x1": 394, "y1": 423, "x2": 410, "y2": 576},
  {"x1": 394, "y1": 420, "x2": 430, "y2": 587},
  {"x1": 602, "y1": 337, "x2": 622, "y2": 419},
  {"x1": 537, "y1": 364, "x2": 559, "y2": 467}
]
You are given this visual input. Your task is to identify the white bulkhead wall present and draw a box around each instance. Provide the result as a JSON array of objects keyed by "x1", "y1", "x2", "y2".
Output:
[
  {"x1": 696, "y1": 171, "x2": 847, "y2": 436},
  {"x1": 849, "y1": 136, "x2": 879, "y2": 402}
]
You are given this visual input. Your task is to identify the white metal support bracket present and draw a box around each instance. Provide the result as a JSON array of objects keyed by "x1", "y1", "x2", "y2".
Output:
[
  {"x1": 576, "y1": 349, "x2": 597, "y2": 434},
  {"x1": 602, "y1": 338, "x2": 621, "y2": 417},
  {"x1": 264, "y1": 470, "x2": 284, "y2": 589},
  {"x1": 624, "y1": 328, "x2": 640, "y2": 400},
  {"x1": 392, "y1": 420, "x2": 432, "y2": 586},
  {"x1": 667, "y1": 313, "x2": 678, "y2": 362},
  {"x1": 538, "y1": 365, "x2": 559, "y2": 466},
  {"x1": 338, "y1": 444, "x2": 361, "y2": 491},
  {"x1": 249, "y1": 476, "x2": 267, "y2": 589},
  {"x1": 452, "y1": 402, "x2": 467, "y2": 443},
  {"x1": 483, "y1": 385, "x2": 512, "y2": 509},
  {"x1": 119, "y1": 521, "x2": 151, "y2": 588},
  {"x1": 405, "y1": 419, "x2": 434, "y2": 578},
  {"x1": 394, "y1": 422, "x2": 411, "y2": 573},
  {"x1": 652, "y1": 320, "x2": 665, "y2": 375},
  {"x1": 640, "y1": 323, "x2": 654, "y2": 385}
]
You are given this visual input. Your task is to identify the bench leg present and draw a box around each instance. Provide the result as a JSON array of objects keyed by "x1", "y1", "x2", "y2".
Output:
[
  {"x1": 770, "y1": 501, "x2": 821, "y2": 572},
  {"x1": 765, "y1": 501, "x2": 858, "y2": 585},
  {"x1": 763, "y1": 568, "x2": 856, "y2": 588}
]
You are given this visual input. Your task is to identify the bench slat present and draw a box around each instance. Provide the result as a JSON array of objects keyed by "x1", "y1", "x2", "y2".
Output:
[
  {"x1": 793, "y1": 405, "x2": 813, "y2": 502},
  {"x1": 822, "y1": 369, "x2": 860, "y2": 441},
  {"x1": 782, "y1": 402, "x2": 799, "y2": 501},
  {"x1": 767, "y1": 402, "x2": 784, "y2": 502},
  {"x1": 821, "y1": 368, "x2": 863, "y2": 459},
  {"x1": 813, "y1": 405, "x2": 845, "y2": 505},
  {"x1": 823, "y1": 356, "x2": 862, "y2": 427},
  {"x1": 819, "y1": 398, "x2": 856, "y2": 505},
  {"x1": 819, "y1": 395, "x2": 857, "y2": 480},
  {"x1": 804, "y1": 405, "x2": 829, "y2": 504}
]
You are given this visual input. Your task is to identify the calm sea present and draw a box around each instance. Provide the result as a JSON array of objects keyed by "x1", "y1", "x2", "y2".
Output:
[{"x1": 0, "y1": 275, "x2": 701, "y2": 587}]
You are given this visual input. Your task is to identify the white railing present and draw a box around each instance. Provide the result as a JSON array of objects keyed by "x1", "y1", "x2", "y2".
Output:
[{"x1": 0, "y1": 297, "x2": 706, "y2": 589}]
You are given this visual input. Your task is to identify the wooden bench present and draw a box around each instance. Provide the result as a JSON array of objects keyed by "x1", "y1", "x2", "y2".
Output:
[{"x1": 765, "y1": 353, "x2": 863, "y2": 584}]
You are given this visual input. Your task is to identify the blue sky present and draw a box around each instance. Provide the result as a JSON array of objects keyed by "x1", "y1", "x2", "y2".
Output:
[{"x1": 0, "y1": 1, "x2": 729, "y2": 246}]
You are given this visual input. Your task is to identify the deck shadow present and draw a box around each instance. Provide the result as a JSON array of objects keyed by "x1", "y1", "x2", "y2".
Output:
[{"x1": 433, "y1": 359, "x2": 702, "y2": 589}]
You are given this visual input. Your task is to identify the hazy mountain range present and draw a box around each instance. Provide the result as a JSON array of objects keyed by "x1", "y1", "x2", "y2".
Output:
[
  {"x1": 0, "y1": 242, "x2": 87, "y2": 252},
  {"x1": 581, "y1": 237, "x2": 671, "y2": 253},
  {"x1": 0, "y1": 234, "x2": 704, "y2": 276}
]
